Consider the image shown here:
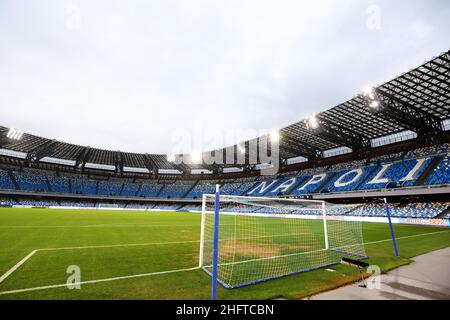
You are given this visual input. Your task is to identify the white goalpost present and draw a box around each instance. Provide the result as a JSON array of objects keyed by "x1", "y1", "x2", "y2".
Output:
[{"x1": 199, "y1": 192, "x2": 367, "y2": 289}]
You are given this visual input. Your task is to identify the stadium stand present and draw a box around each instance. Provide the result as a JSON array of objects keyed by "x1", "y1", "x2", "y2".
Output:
[
  {"x1": 48, "y1": 176, "x2": 70, "y2": 193},
  {"x1": 18, "y1": 198, "x2": 59, "y2": 207},
  {"x1": 98, "y1": 181, "x2": 122, "y2": 196},
  {"x1": 426, "y1": 154, "x2": 450, "y2": 185},
  {"x1": 59, "y1": 200, "x2": 95, "y2": 207},
  {"x1": 355, "y1": 202, "x2": 450, "y2": 219},
  {"x1": 186, "y1": 181, "x2": 218, "y2": 199},
  {"x1": 70, "y1": 176, "x2": 97, "y2": 195},
  {"x1": 158, "y1": 181, "x2": 194, "y2": 199},
  {"x1": 125, "y1": 203, "x2": 155, "y2": 210},
  {"x1": 0, "y1": 52, "x2": 449, "y2": 220},
  {"x1": 0, "y1": 169, "x2": 15, "y2": 190},
  {"x1": 0, "y1": 197, "x2": 16, "y2": 206},
  {"x1": 120, "y1": 182, "x2": 139, "y2": 197},
  {"x1": 137, "y1": 181, "x2": 163, "y2": 198},
  {"x1": 0, "y1": 143, "x2": 449, "y2": 198},
  {"x1": 13, "y1": 169, "x2": 48, "y2": 192}
]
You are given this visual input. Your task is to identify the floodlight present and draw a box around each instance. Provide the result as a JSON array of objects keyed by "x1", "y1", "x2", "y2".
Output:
[
  {"x1": 6, "y1": 128, "x2": 24, "y2": 140},
  {"x1": 191, "y1": 152, "x2": 202, "y2": 164},
  {"x1": 369, "y1": 100, "x2": 380, "y2": 109},
  {"x1": 305, "y1": 114, "x2": 319, "y2": 130},
  {"x1": 270, "y1": 130, "x2": 280, "y2": 142},
  {"x1": 166, "y1": 154, "x2": 176, "y2": 162},
  {"x1": 362, "y1": 86, "x2": 375, "y2": 97}
]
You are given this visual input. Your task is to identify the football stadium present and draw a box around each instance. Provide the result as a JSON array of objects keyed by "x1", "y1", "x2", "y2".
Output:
[
  {"x1": 0, "y1": 50, "x2": 449, "y2": 300},
  {"x1": 0, "y1": 2, "x2": 449, "y2": 307}
]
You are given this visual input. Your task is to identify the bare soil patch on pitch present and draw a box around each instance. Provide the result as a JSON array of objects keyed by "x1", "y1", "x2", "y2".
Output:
[{"x1": 220, "y1": 241, "x2": 315, "y2": 259}]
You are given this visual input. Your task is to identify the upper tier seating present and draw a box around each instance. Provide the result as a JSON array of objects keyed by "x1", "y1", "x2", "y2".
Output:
[
  {"x1": 70, "y1": 177, "x2": 97, "y2": 195},
  {"x1": 121, "y1": 183, "x2": 141, "y2": 197},
  {"x1": 0, "y1": 169, "x2": 15, "y2": 190},
  {"x1": 186, "y1": 181, "x2": 217, "y2": 199},
  {"x1": 13, "y1": 170, "x2": 48, "y2": 192},
  {"x1": 48, "y1": 176, "x2": 70, "y2": 193},
  {"x1": 158, "y1": 181, "x2": 194, "y2": 199},
  {"x1": 359, "y1": 158, "x2": 432, "y2": 190},
  {"x1": 0, "y1": 143, "x2": 448, "y2": 199},
  {"x1": 98, "y1": 181, "x2": 122, "y2": 196},
  {"x1": 138, "y1": 182, "x2": 163, "y2": 198},
  {"x1": 426, "y1": 155, "x2": 450, "y2": 186}
]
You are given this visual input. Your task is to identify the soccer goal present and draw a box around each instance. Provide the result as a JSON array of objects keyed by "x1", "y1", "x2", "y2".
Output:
[{"x1": 199, "y1": 193, "x2": 367, "y2": 289}]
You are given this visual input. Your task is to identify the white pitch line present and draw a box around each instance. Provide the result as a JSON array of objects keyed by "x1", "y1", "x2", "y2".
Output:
[
  {"x1": 39, "y1": 240, "x2": 201, "y2": 251},
  {"x1": 0, "y1": 266, "x2": 200, "y2": 296},
  {"x1": 0, "y1": 230, "x2": 448, "y2": 295},
  {"x1": 0, "y1": 224, "x2": 201, "y2": 229},
  {"x1": 364, "y1": 229, "x2": 450, "y2": 245},
  {"x1": 0, "y1": 250, "x2": 37, "y2": 284}
]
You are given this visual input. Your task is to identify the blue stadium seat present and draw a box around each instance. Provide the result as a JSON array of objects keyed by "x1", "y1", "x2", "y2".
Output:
[
  {"x1": 121, "y1": 183, "x2": 141, "y2": 197},
  {"x1": 159, "y1": 182, "x2": 193, "y2": 199},
  {"x1": 0, "y1": 169, "x2": 15, "y2": 190},
  {"x1": 426, "y1": 155, "x2": 450, "y2": 185},
  {"x1": 291, "y1": 173, "x2": 333, "y2": 195},
  {"x1": 98, "y1": 181, "x2": 122, "y2": 196},
  {"x1": 14, "y1": 171, "x2": 48, "y2": 192},
  {"x1": 186, "y1": 182, "x2": 216, "y2": 199},
  {"x1": 70, "y1": 177, "x2": 97, "y2": 195},
  {"x1": 323, "y1": 165, "x2": 376, "y2": 193},
  {"x1": 48, "y1": 176, "x2": 70, "y2": 193},
  {"x1": 359, "y1": 158, "x2": 431, "y2": 190},
  {"x1": 138, "y1": 182, "x2": 163, "y2": 198}
]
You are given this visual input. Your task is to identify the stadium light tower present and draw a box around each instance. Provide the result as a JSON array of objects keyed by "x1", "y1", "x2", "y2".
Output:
[
  {"x1": 7, "y1": 128, "x2": 24, "y2": 140},
  {"x1": 362, "y1": 86, "x2": 375, "y2": 98},
  {"x1": 270, "y1": 129, "x2": 280, "y2": 142},
  {"x1": 369, "y1": 100, "x2": 380, "y2": 109},
  {"x1": 237, "y1": 143, "x2": 245, "y2": 154},
  {"x1": 191, "y1": 152, "x2": 202, "y2": 164},
  {"x1": 362, "y1": 86, "x2": 381, "y2": 110},
  {"x1": 305, "y1": 113, "x2": 319, "y2": 130},
  {"x1": 166, "y1": 154, "x2": 176, "y2": 162}
]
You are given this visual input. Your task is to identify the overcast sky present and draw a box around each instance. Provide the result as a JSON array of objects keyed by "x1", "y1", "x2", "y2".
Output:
[{"x1": 0, "y1": 0, "x2": 449, "y2": 155}]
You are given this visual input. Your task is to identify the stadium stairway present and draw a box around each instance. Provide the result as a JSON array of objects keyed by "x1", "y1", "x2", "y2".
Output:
[
  {"x1": 316, "y1": 172, "x2": 337, "y2": 193},
  {"x1": 68, "y1": 178, "x2": 73, "y2": 193},
  {"x1": 119, "y1": 182, "x2": 125, "y2": 196},
  {"x1": 183, "y1": 180, "x2": 199, "y2": 198},
  {"x1": 436, "y1": 205, "x2": 450, "y2": 219},
  {"x1": 355, "y1": 164, "x2": 380, "y2": 190},
  {"x1": 414, "y1": 155, "x2": 445, "y2": 186},
  {"x1": 7, "y1": 170, "x2": 19, "y2": 190},
  {"x1": 155, "y1": 183, "x2": 165, "y2": 197},
  {"x1": 241, "y1": 181, "x2": 260, "y2": 196},
  {"x1": 136, "y1": 183, "x2": 143, "y2": 197},
  {"x1": 45, "y1": 176, "x2": 52, "y2": 192}
]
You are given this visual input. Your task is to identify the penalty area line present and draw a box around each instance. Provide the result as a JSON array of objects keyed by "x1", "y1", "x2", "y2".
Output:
[
  {"x1": 0, "y1": 250, "x2": 38, "y2": 284},
  {"x1": 0, "y1": 266, "x2": 200, "y2": 296}
]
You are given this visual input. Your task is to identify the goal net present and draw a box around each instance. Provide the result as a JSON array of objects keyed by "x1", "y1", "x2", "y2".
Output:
[{"x1": 199, "y1": 195, "x2": 367, "y2": 288}]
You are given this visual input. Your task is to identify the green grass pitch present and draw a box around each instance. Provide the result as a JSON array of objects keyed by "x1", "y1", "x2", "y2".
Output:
[{"x1": 0, "y1": 208, "x2": 449, "y2": 300}]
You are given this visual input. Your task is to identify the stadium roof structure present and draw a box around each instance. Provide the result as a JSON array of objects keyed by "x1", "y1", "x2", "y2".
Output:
[{"x1": 1, "y1": 50, "x2": 449, "y2": 174}]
